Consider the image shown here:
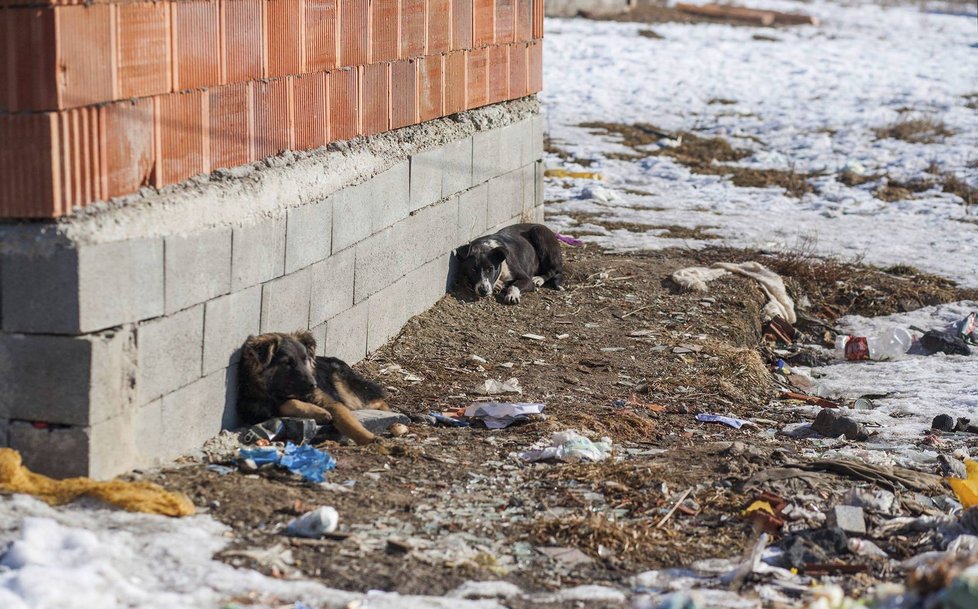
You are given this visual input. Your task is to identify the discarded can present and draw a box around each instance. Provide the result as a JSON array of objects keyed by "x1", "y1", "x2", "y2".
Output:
[{"x1": 285, "y1": 506, "x2": 339, "y2": 538}]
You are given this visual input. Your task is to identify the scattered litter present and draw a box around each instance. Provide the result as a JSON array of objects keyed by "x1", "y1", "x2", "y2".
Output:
[
  {"x1": 429, "y1": 412, "x2": 470, "y2": 427},
  {"x1": 826, "y1": 505, "x2": 866, "y2": 535},
  {"x1": 0, "y1": 448, "x2": 194, "y2": 517},
  {"x1": 206, "y1": 464, "x2": 235, "y2": 476},
  {"x1": 388, "y1": 423, "x2": 409, "y2": 437},
  {"x1": 464, "y1": 402, "x2": 545, "y2": 429},
  {"x1": 538, "y1": 546, "x2": 594, "y2": 567},
  {"x1": 519, "y1": 430, "x2": 613, "y2": 463},
  {"x1": 780, "y1": 390, "x2": 841, "y2": 409},
  {"x1": 673, "y1": 344, "x2": 703, "y2": 354},
  {"x1": 238, "y1": 442, "x2": 337, "y2": 483},
  {"x1": 544, "y1": 168, "x2": 604, "y2": 180},
  {"x1": 241, "y1": 417, "x2": 320, "y2": 445},
  {"x1": 554, "y1": 233, "x2": 585, "y2": 246},
  {"x1": 947, "y1": 460, "x2": 978, "y2": 508},
  {"x1": 285, "y1": 506, "x2": 339, "y2": 538},
  {"x1": 695, "y1": 414, "x2": 753, "y2": 429},
  {"x1": 835, "y1": 327, "x2": 913, "y2": 361},
  {"x1": 848, "y1": 538, "x2": 888, "y2": 558},
  {"x1": 920, "y1": 329, "x2": 972, "y2": 356},
  {"x1": 811, "y1": 409, "x2": 869, "y2": 441},
  {"x1": 672, "y1": 261, "x2": 796, "y2": 323},
  {"x1": 521, "y1": 333, "x2": 545, "y2": 341},
  {"x1": 473, "y1": 377, "x2": 522, "y2": 395}
]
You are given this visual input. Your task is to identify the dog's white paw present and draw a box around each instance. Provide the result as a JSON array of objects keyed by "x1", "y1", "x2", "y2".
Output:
[
  {"x1": 503, "y1": 286, "x2": 522, "y2": 304},
  {"x1": 532, "y1": 276, "x2": 545, "y2": 287}
]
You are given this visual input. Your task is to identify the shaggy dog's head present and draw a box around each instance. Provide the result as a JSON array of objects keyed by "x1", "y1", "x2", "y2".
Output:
[
  {"x1": 240, "y1": 331, "x2": 318, "y2": 401},
  {"x1": 456, "y1": 241, "x2": 507, "y2": 298}
]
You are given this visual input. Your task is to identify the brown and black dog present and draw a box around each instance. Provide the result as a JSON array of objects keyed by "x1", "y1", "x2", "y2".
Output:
[{"x1": 237, "y1": 330, "x2": 389, "y2": 445}]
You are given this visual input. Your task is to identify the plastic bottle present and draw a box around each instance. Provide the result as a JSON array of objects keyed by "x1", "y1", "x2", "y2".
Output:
[
  {"x1": 835, "y1": 327, "x2": 913, "y2": 361},
  {"x1": 285, "y1": 506, "x2": 339, "y2": 538}
]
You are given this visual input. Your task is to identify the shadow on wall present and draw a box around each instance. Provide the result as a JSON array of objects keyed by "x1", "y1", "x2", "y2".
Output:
[{"x1": 221, "y1": 353, "x2": 243, "y2": 431}]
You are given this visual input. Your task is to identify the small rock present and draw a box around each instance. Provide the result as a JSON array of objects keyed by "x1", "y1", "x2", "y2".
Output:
[
  {"x1": 826, "y1": 505, "x2": 866, "y2": 535},
  {"x1": 538, "y1": 546, "x2": 594, "y2": 567},
  {"x1": 812, "y1": 409, "x2": 869, "y2": 441},
  {"x1": 933, "y1": 414, "x2": 955, "y2": 432}
]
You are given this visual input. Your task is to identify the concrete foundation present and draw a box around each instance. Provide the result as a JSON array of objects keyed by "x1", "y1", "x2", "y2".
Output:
[{"x1": 0, "y1": 99, "x2": 545, "y2": 479}]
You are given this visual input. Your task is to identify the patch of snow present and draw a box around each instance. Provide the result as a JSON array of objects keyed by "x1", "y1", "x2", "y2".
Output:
[
  {"x1": 541, "y1": 3, "x2": 978, "y2": 286},
  {"x1": 0, "y1": 495, "x2": 507, "y2": 609}
]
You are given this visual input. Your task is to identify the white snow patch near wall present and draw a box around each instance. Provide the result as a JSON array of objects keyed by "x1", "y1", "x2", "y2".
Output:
[{"x1": 0, "y1": 494, "x2": 505, "y2": 609}]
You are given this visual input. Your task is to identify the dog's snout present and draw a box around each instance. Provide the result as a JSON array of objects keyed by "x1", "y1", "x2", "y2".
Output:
[{"x1": 476, "y1": 285, "x2": 490, "y2": 297}]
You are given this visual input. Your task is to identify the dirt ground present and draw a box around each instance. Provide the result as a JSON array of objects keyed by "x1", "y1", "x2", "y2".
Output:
[{"x1": 143, "y1": 239, "x2": 977, "y2": 606}]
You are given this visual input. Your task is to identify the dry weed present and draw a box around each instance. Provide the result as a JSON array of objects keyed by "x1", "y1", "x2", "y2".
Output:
[{"x1": 873, "y1": 118, "x2": 953, "y2": 144}]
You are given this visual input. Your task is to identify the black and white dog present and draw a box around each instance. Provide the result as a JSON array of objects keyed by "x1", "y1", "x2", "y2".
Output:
[{"x1": 456, "y1": 223, "x2": 564, "y2": 304}]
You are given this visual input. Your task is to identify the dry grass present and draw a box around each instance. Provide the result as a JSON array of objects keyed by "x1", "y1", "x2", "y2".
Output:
[
  {"x1": 528, "y1": 514, "x2": 658, "y2": 562},
  {"x1": 941, "y1": 173, "x2": 978, "y2": 207},
  {"x1": 964, "y1": 93, "x2": 978, "y2": 111},
  {"x1": 637, "y1": 28, "x2": 664, "y2": 39},
  {"x1": 838, "y1": 170, "x2": 881, "y2": 187},
  {"x1": 873, "y1": 117, "x2": 954, "y2": 144},
  {"x1": 875, "y1": 176, "x2": 935, "y2": 202},
  {"x1": 580, "y1": 122, "x2": 814, "y2": 198}
]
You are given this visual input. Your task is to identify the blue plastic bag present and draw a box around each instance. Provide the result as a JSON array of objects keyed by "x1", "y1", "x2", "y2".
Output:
[
  {"x1": 238, "y1": 443, "x2": 336, "y2": 483},
  {"x1": 280, "y1": 442, "x2": 336, "y2": 483}
]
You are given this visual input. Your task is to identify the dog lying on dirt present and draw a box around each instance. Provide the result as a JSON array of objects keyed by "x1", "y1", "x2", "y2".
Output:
[
  {"x1": 456, "y1": 223, "x2": 564, "y2": 304},
  {"x1": 237, "y1": 331, "x2": 389, "y2": 445}
]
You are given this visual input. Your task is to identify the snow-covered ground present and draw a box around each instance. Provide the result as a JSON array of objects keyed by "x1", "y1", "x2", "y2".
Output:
[
  {"x1": 540, "y1": 1, "x2": 978, "y2": 464},
  {"x1": 542, "y1": 0, "x2": 978, "y2": 286}
]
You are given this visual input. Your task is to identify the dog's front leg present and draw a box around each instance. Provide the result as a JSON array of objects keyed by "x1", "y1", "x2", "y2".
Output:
[
  {"x1": 279, "y1": 399, "x2": 333, "y2": 424},
  {"x1": 311, "y1": 388, "x2": 377, "y2": 445},
  {"x1": 502, "y1": 275, "x2": 536, "y2": 304}
]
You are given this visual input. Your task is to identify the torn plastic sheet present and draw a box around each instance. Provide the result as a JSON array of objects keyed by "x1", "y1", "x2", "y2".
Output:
[{"x1": 464, "y1": 402, "x2": 544, "y2": 429}]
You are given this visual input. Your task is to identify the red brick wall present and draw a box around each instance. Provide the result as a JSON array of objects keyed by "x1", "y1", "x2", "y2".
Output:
[{"x1": 0, "y1": 0, "x2": 544, "y2": 218}]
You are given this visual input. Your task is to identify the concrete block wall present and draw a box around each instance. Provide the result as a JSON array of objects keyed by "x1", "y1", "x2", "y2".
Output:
[{"x1": 0, "y1": 110, "x2": 545, "y2": 479}]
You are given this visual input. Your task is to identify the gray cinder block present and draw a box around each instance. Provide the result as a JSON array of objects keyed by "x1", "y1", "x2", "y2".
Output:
[
  {"x1": 1, "y1": 238, "x2": 165, "y2": 334},
  {"x1": 333, "y1": 163, "x2": 412, "y2": 251},
  {"x1": 499, "y1": 122, "x2": 529, "y2": 174},
  {"x1": 472, "y1": 128, "x2": 502, "y2": 186},
  {"x1": 0, "y1": 329, "x2": 135, "y2": 426},
  {"x1": 322, "y1": 301, "x2": 368, "y2": 364},
  {"x1": 165, "y1": 227, "x2": 232, "y2": 314},
  {"x1": 231, "y1": 214, "x2": 286, "y2": 291},
  {"x1": 410, "y1": 147, "x2": 445, "y2": 213},
  {"x1": 521, "y1": 163, "x2": 536, "y2": 213},
  {"x1": 260, "y1": 266, "x2": 312, "y2": 332},
  {"x1": 137, "y1": 305, "x2": 204, "y2": 405},
  {"x1": 530, "y1": 114, "x2": 545, "y2": 162},
  {"x1": 367, "y1": 254, "x2": 449, "y2": 352},
  {"x1": 309, "y1": 246, "x2": 356, "y2": 327},
  {"x1": 487, "y1": 169, "x2": 524, "y2": 228},
  {"x1": 441, "y1": 137, "x2": 474, "y2": 198},
  {"x1": 458, "y1": 185, "x2": 489, "y2": 243},
  {"x1": 202, "y1": 285, "x2": 262, "y2": 375},
  {"x1": 331, "y1": 189, "x2": 370, "y2": 253},
  {"x1": 8, "y1": 412, "x2": 134, "y2": 480},
  {"x1": 160, "y1": 371, "x2": 230, "y2": 461},
  {"x1": 286, "y1": 198, "x2": 332, "y2": 273}
]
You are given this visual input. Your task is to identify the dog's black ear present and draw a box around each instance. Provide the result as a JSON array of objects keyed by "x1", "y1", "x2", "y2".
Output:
[
  {"x1": 293, "y1": 330, "x2": 317, "y2": 358},
  {"x1": 242, "y1": 334, "x2": 280, "y2": 368},
  {"x1": 455, "y1": 244, "x2": 471, "y2": 259},
  {"x1": 489, "y1": 247, "x2": 506, "y2": 266}
]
